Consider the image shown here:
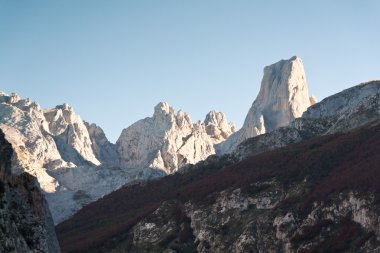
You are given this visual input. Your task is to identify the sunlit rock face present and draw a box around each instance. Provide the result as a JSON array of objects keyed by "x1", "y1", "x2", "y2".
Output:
[
  {"x1": 116, "y1": 102, "x2": 235, "y2": 174},
  {"x1": 218, "y1": 56, "x2": 311, "y2": 154},
  {"x1": 44, "y1": 104, "x2": 100, "y2": 166},
  {"x1": 0, "y1": 93, "x2": 67, "y2": 193},
  {"x1": 204, "y1": 110, "x2": 235, "y2": 144},
  {"x1": 0, "y1": 129, "x2": 61, "y2": 253},
  {"x1": 0, "y1": 92, "x2": 141, "y2": 224},
  {"x1": 233, "y1": 80, "x2": 380, "y2": 161}
]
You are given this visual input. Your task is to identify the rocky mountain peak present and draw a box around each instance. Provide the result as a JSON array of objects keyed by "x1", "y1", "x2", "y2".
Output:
[
  {"x1": 176, "y1": 110, "x2": 192, "y2": 129},
  {"x1": 217, "y1": 56, "x2": 311, "y2": 153},
  {"x1": 204, "y1": 110, "x2": 235, "y2": 143},
  {"x1": 9, "y1": 92, "x2": 21, "y2": 103},
  {"x1": 116, "y1": 103, "x2": 234, "y2": 174},
  {"x1": 44, "y1": 104, "x2": 100, "y2": 166},
  {"x1": 55, "y1": 102, "x2": 72, "y2": 111},
  {"x1": 257, "y1": 56, "x2": 310, "y2": 128},
  {"x1": 204, "y1": 110, "x2": 225, "y2": 125},
  {"x1": 154, "y1": 101, "x2": 174, "y2": 116}
]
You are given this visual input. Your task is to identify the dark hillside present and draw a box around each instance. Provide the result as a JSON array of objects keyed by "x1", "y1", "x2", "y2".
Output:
[{"x1": 57, "y1": 122, "x2": 380, "y2": 253}]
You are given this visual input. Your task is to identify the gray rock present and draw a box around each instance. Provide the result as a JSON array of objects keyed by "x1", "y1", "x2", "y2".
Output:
[
  {"x1": 0, "y1": 129, "x2": 61, "y2": 253},
  {"x1": 84, "y1": 121, "x2": 119, "y2": 166},
  {"x1": 234, "y1": 80, "x2": 380, "y2": 161},
  {"x1": 218, "y1": 56, "x2": 311, "y2": 154},
  {"x1": 116, "y1": 102, "x2": 235, "y2": 174}
]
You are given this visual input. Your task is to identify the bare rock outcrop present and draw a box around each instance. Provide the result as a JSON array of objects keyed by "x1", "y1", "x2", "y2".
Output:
[
  {"x1": 0, "y1": 93, "x2": 67, "y2": 193},
  {"x1": 84, "y1": 121, "x2": 118, "y2": 165},
  {"x1": 218, "y1": 56, "x2": 311, "y2": 153},
  {"x1": 44, "y1": 104, "x2": 100, "y2": 166},
  {"x1": 0, "y1": 93, "x2": 134, "y2": 223},
  {"x1": 234, "y1": 80, "x2": 380, "y2": 161},
  {"x1": 0, "y1": 129, "x2": 61, "y2": 253},
  {"x1": 204, "y1": 110, "x2": 235, "y2": 143},
  {"x1": 116, "y1": 102, "x2": 234, "y2": 174}
]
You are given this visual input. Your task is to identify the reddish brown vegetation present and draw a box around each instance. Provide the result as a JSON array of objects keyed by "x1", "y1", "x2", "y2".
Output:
[
  {"x1": 57, "y1": 123, "x2": 380, "y2": 253},
  {"x1": 301, "y1": 218, "x2": 375, "y2": 253}
]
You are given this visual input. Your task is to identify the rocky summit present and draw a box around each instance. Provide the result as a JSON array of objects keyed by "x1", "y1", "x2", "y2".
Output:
[
  {"x1": 116, "y1": 102, "x2": 235, "y2": 174},
  {"x1": 0, "y1": 92, "x2": 235, "y2": 223},
  {"x1": 218, "y1": 56, "x2": 313, "y2": 154},
  {"x1": 0, "y1": 92, "x2": 163, "y2": 224},
  {"x1": 1, "y1": 56, "x2": 379, "y2": 253},
  {"x1": 56, "y1": 78, "x2": 380, "y2": 253},
  {"x1": 44, "y1": 103, "x2": 101, "y2": 166},
  {"x1": 234, "y1": 80, "x2": 380, "y2": 161},
  {"x1": 0, "y1": 56, "x2": 376, "y2": 226}
]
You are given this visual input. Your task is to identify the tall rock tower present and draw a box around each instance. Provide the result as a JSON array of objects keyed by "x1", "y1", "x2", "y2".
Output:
[{"x1": 218, "y1": 56, "x2": 311, "y2": 153}]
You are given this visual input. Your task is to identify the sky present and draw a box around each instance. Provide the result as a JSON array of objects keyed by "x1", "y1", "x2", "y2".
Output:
[{"x1": 0, "y1": 1, "x2": 379, "y2": 142}]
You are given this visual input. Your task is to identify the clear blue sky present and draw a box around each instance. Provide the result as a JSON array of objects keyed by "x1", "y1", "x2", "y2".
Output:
[{"x1": 0, "y1": 1, "x2": 379, "y2": 142}]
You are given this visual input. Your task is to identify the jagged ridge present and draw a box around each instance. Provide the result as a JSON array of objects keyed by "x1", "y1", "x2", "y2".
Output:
[{"x1": 116, "y1": 102, "x2": 235, "y2": 174}]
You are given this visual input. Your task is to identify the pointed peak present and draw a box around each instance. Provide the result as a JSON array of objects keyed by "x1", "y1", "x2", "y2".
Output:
[
  {"x1": 289, "y1": 55, "x2": 301, "y2": 61},
  {"x1": 204, "y1": 110, "x2": 226, "y2": 125},
  {"x1": 264, "y1": 56, "x2": 303, "y2": 70},
  {"x1": 55, "y1": 103, "x2": 72, "y2": 111},
  {"x1": 154, "y1": 102, "x2": 174, "y2": 116},
  {"x1": 8, "y1": 92, "x2": 20, "y2": 103}
]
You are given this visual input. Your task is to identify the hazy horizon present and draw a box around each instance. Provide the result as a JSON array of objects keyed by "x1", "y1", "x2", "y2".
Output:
[{"x1": 1, "y1": 1, "x2": 379, "y2": 142}]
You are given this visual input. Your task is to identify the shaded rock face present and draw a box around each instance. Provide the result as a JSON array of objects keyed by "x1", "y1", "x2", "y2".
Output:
[
  {"x1": 234, "y1": 81, "x2": 380, "y2": 161},
  {"x1": 0, "y1": 129, "x2": 61, "y2": 253},
  {"x1": 126, "y1": 124, "x2": 380, "y2": 253},
  {"x1": 218, "y1": 56, "x2": 311, "y2": 153},
  {"x1": 44, "y1": 104, "x2": 100, "y2": 166},
  {"x1": 56, "y1": 119, "x2": 380, "y2": 253},
  {"x1": 116, "y1": 102, "x2": 234, "y2": 174},
  {"x1": 84, "y1": 121, "x2": 118, "y2": 165}
]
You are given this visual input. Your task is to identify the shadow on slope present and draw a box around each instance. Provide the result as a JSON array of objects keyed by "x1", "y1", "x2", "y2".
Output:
[{"x1": 56, "y1": 121, "x2": 380, "y2": 253}]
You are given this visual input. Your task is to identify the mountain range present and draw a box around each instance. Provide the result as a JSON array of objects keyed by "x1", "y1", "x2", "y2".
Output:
[
  {"x1": 55, "y1": 75, "x2": 380, "y2": 252},
  {"x1": 0, "y1": 56, "x2": 313, "y2": 224},
  {"x1": 0, "y1": 56, "x2": 379, "y2": 252}
]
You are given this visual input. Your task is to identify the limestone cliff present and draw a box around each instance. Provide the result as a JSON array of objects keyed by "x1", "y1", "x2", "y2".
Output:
[
  {"x1": 44, "y1": 104, "x2": 100, "y2": 166},
  {"x1": 204, "y1": 110, "x2": 235, "y2": 143},
  {"x1": 234, "y1": 80, "x2": 380, "y2": 161},
  {"x1": 0, "y1": 92, "x2": 156, "y2": 224},
  {"x1": 116, "y1": 102, "x2": 234, "y2": 174},
  {"x1": 0, "y1": 92, "x2": 68, "y2": 193},
  {"x1": 84, "y1": 121, "x2": 118, "y2": 165},
  {"x1": 218, "y1": 56, "x2": 311, "y2": 153},
  {"x1": 0, "y1": 129, "x2": 61, "y2": 253}
]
